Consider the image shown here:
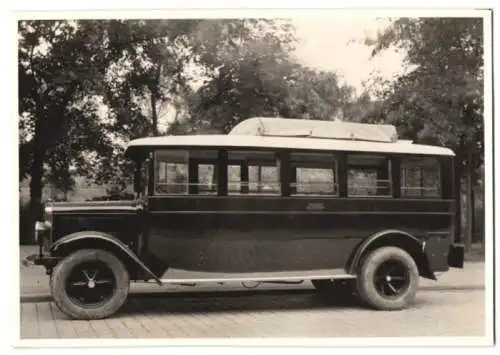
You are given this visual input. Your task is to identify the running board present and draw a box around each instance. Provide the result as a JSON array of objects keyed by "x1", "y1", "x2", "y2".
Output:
[{"x1": 140, "y1": 268, "x2": 356, "y2": 285}]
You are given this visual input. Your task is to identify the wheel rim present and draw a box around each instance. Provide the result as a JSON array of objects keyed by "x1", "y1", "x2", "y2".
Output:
[
  {"x1": 65, "y1": 261, "x2": 117, "y2": 307},
  {"x1": 373, "y1": 259, "x2": 411, "y2": 299}
]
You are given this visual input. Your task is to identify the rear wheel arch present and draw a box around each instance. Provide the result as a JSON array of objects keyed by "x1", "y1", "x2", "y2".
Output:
[{"x1": 347, "y1": 230, "x2": 435, "y2": 280}]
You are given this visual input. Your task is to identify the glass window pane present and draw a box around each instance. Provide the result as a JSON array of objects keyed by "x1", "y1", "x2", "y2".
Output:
[
  {"x1": 289, "y1": 152, "x2": 337, "y2": 196},
  {"x1": 347, "y1": 155, "x2": 391, "y2": 197},
  {"x1": 401, "y1": 157, "x2": 441, "y2": 197},
  {"x1": 227, "y1": 150, "x2": 280, "y2": 195},
  {"x1": 154, "y1": 149, "x2": 218, "y2": 195},
  {"x1": 227, "y1": 165, "x2": 242, "y2": 194},
  {"x1": 198, "y1": 164, "x2": 217, "y2": 195},
  {"x1": 248, "y1": 165, "x2": 280, "y2": 194},
  {"x1": 294, "y1": 167, "x2": 335, "y2": 195},
  {"x1": 348, "y1": 169, "x2": 378, "y2": 196}
]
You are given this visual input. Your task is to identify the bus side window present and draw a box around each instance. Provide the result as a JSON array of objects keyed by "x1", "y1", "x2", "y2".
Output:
[
  {"x1": 154, "y1": 150, "x2": 189, "y2": 195},
  {"x1": 227, "y1": 150, "x2": 280, "y2": 195},
  {"x1": 190, "y1": 150, "x2": 218, "y2": 195},
  {"x1": 289, "y1": 152, "x2": 338, "y2": 196},
  {"x1": 154, "y1": 149, "x2": 218, "y2": 195},
  {"x1": 400, "y1": 157, "x2": 441, "y2": 198},
  {"x1": 347, "y1": 154, "x2": 392, "y2": 197}
]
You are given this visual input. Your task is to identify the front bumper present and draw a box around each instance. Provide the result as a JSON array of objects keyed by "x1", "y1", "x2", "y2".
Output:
[
  {"x1": 21, "y1": 252, "x2": 61, "y2": 270},
  {"x1": 21, "y1": 253, "x2": 38, "y2": 267}
]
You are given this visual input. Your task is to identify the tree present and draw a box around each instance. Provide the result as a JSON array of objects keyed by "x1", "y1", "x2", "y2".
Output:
[
  {"x1": 284, "y1": 66, "x2": 354, "y2": 120},
  {"x1": 185, "y1": 19, "x2": 356, "y2": 134},
  {"x1": 365, "y1": 17, "x2": 484, "y2": 246},
  {"x1": 341, "y1": 91, "x2": 384, "y2": 122},
  {"x1": 115, "y1": 20, "x2": 202, "y2": 136},
  {"x1": 18, "y1": 20, "x2": 151, "y2": 225},
  {"x1": 181, "y1": 19, "x2": 292, "y2": 133}
]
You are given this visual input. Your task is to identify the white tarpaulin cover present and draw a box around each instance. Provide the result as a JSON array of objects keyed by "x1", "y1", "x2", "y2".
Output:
[{"x1": 228, "y1": 117, "x2": 399, "y2": 143}]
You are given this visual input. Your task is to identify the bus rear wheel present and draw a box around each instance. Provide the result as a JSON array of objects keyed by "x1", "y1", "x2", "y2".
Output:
[{"x1": 356, "y1": 246, "x2": 419, "y2": 310}]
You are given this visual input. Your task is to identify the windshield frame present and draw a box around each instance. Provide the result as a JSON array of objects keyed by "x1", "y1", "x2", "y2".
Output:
[{"x1": 133, "y1": 153, "x2": 152, "y2": 199}]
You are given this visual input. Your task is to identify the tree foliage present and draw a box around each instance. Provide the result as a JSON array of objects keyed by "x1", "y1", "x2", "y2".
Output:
[
  {"x1": 183, "y1": 19, "x2": 355, "y2": 134},
  {"x1": 365, "y1": 18, "x2": 484, "y2": 179},
  {"x1": 363, "y1": 17, "x2": 484, "y2": 245},
  {"x1": 113, "y1": 20, "x2": 201, "y2": 136},
  {"x1": 18, "y1": 19, "x2": 156, "y2": 219}
]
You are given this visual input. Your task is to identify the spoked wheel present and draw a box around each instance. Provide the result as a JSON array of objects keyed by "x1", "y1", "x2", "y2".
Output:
[
  {"x1": 50, "y1": 249, "x2": 130, "y2": 320},
  {"x1": 65, "y1": 260, "x2": 117, "y2": 306},
  {"x1": 356, "y1": 247, "x2": 419, "y2": 310},
  {"x1": 374, "y1": 260, "x2": 411, "y2": 298}
]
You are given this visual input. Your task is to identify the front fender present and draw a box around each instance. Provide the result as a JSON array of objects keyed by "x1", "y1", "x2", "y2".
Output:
[
  {"x1": 346, "y1": 229, "x2": 436, "y2": 280},
  {"x1": 50, "y1": 231, "x2": 162, "y2": 285}
]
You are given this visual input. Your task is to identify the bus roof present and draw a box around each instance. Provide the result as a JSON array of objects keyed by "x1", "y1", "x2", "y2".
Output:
[
  {"x1": 125, "y1": 134, "x2": 455, "y2": 157},
  {"x1": 228, "y1": 117, "x2": 399, "y2": 143}
]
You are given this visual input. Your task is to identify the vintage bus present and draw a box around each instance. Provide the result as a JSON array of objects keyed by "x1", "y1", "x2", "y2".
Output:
[{"x1": 24, "y1": 117, "x2": 464, "y2": 320}]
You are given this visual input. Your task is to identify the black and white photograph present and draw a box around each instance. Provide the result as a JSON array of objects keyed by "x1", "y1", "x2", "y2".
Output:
[{"x1": 8, "y1": 3, "x2": 494, "y2": 349}]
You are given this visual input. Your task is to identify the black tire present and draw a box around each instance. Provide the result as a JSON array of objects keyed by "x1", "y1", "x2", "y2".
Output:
[
  {"x1": 50, "y1": 249, "x2": 130, "y2": 320},
  {"x1": 356, "y1": 246, "x2": 419, "y2": 311}
]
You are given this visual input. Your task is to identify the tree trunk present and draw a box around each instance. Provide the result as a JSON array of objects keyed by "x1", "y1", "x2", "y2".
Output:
[
  {"x1": 453, "y1": 159, "x2": 463, "y2": 244},
  {"x1": 465, "y1": 155, "x2": 473, "y2": 252},
  {"x1": 150, "y1": 91, "x2": 159, "y2": 136},
  {"x1": 471, "y1": 184, "x2": 477, "y2": 243},
  {"x1": 28, "y1": 147, "x2": 45, "y2": 243}
]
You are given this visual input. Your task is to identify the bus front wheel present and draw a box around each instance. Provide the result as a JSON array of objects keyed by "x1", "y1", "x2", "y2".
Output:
[{"x1": 50, "y1": 249, "x2": 130, "y2": 320}]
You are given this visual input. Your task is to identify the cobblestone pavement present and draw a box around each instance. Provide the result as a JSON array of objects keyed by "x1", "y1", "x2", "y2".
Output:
[{"x1": 19, "y1": 287, "x2": 485, "y2": 339}]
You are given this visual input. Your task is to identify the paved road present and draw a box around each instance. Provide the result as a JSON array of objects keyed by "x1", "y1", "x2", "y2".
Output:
[{"x1": 20, "y1": 287, "x2": 485, "y2": 339}]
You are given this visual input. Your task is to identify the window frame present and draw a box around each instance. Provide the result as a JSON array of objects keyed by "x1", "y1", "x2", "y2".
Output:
[
  {"x1": 287, "y1": 151, "x2": 339, "y2": 198},
  {"x1": 225, "y1": 148, "x2": 282, "y2": 196},
  {"x1": 399, "y1": 155, "x2": 443, "y2": 199},
  {"x1": 345, "y1": 153, "x2": 393, "y2": 198},
  {"x1": 148, "y1": 146, "x2": 452, "y2": 201},
  {"x1": 152, "y1": 148, "x2": 220, "y2": 196}
]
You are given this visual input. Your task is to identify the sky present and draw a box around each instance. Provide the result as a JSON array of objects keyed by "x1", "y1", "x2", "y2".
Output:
[{"x1": 291, "y1": 17, "x2": 406, "y2": 94}]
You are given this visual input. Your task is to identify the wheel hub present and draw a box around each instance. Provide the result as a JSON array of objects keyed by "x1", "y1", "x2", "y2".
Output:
[
  {"x1": 374, "y1": 259, "x2": 411, "y2": 299},
  {"x1": 65, "y1": 260, "x2": 117, "y2": 306}
]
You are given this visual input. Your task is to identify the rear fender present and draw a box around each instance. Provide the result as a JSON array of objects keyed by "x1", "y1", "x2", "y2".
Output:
[{"x1": 346, "y1": 229, "x2": 436, "y2": 280}]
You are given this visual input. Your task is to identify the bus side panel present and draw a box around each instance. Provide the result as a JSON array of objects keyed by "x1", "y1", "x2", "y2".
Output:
[{"x1": 146, "y1": 197, "x2": 453, "y2": 274}]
